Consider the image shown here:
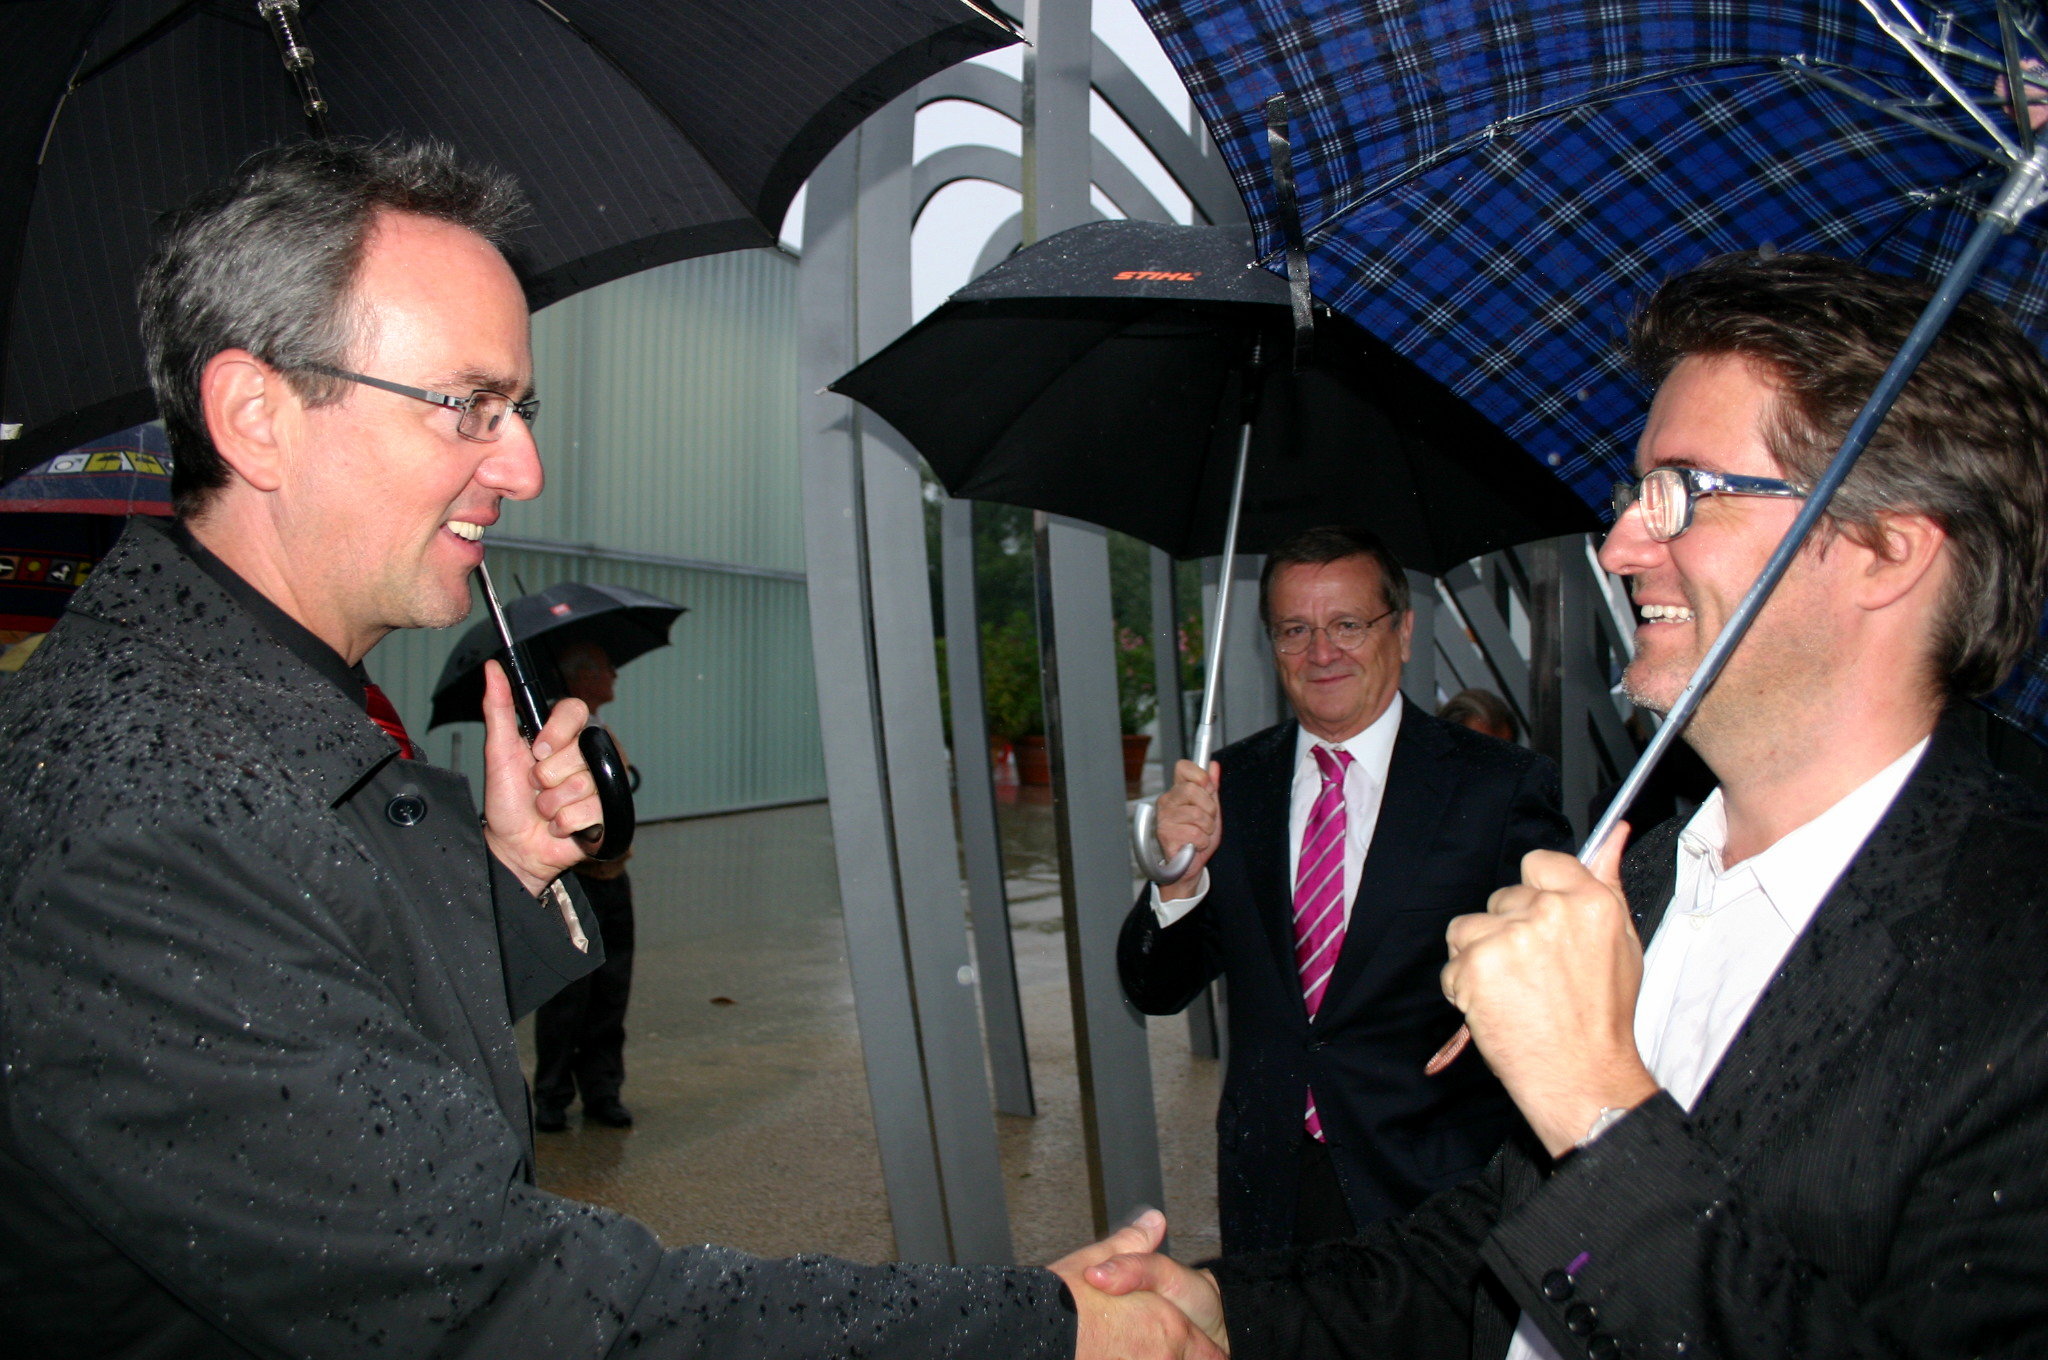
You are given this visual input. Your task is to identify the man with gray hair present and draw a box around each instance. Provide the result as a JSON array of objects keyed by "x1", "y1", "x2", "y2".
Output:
[{"x1": 0, "y1": 140, "x2": 1216, "y2": 1360}]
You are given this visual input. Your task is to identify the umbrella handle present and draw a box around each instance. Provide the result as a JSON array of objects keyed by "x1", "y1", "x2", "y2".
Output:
[
  {"x1": 575, "y1": 723, "x2": 637, "y2": 863},
  {"x1": 1130, "y1": 798, "x2": 1198, "y2": 885}
]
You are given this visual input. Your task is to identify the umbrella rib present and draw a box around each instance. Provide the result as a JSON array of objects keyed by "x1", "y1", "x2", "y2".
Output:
[{"x1": 67, "y1": 0, "x2": 207, "y2": 91}]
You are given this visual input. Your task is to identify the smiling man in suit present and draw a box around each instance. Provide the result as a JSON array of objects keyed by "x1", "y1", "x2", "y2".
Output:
[
  {"x1": 1118, "y1": 524, "x2": 1573, "y2": 1252},
  {"x1": 1088, "y1": 251, "x2": 2048, "y2": 1360}
]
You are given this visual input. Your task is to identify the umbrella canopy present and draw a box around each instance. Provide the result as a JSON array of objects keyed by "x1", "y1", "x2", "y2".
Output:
[
  {"x1": 830, "y1": 218, "x2": 1596, "y2": 573},
  {"x1": 0, "y1": 0, "x2": 1017, "y2": 472},
  {"x1": 1133, "y1": 0, "x2": 2048, "y2": 737},
  {"x1": 0, "y1": 421, "x2": 170, "y2": 633},
  {"x1": 430, "y1": 580, "x2": 684, "y2": 729}
]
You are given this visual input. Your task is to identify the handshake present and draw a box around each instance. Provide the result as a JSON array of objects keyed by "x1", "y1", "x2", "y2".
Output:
[{"x1": 1050, "y1": 1209, "x2": 1231, "y2": 1358}]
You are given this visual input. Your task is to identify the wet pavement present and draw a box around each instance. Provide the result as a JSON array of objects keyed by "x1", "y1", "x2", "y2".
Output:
[{"x1": 521, "y1": 776, "x2": 1224, "y2": 1269}]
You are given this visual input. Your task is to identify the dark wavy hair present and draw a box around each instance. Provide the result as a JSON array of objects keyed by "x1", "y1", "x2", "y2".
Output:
[
  {"x1": 1632, "y1": 251, "x2": 2048, "y2": 697},
  {"x1": 140, "y1": 139, "x2": 527, "y2": 517}
]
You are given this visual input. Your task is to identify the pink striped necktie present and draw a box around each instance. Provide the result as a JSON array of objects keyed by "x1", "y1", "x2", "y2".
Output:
[{"x1": 1295, "y1": 744, "x2": 1353, "y2": 1141}]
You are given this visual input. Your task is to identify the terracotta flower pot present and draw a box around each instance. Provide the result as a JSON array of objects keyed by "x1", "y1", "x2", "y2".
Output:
[
  {"x1": 1121, "y1": 733, "x2": 1152, "y2": 785},
  {"x1": 1014, "y1": 734, "x2": 1051, "y2": 785}
]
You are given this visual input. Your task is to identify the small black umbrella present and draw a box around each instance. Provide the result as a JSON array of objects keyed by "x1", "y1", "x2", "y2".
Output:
[
  {"x1": 830, "y1": 218, "x2": 1596, "y2": 881},
  {"x1": 429, "y1": 580, "x2": 684, "y2": 730},
  {"x1": 829, "y1": 218, "x2": 1595, "y2": 573},
  {"x1": 0, "y1": 0, "x2": 1018, "y2": 471}
]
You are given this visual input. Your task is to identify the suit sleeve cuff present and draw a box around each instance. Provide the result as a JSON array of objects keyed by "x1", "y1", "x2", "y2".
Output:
[
  {"x1": 1150, "y1": 869, "x2": 1210, "y2": 926},
  {"x1": 1481, "y1": 1092, "x2": 1709, "y2": 1357}
]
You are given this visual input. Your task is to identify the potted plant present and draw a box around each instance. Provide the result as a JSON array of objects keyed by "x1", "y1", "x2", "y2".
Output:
[
  {"x1": 1115, "y1": 626, "x2": 1157, "y2": 785},
  {"x1": 979, "y1": 614, "x2": 1047, "y2": 783}
]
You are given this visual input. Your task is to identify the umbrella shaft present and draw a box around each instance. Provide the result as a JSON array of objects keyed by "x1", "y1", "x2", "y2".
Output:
[
  {"x1": 1581, "y1": 145, "x2": 2048, "y2": 865},
  {"x1": 477, "y1": 559, "x2": 549, "y2": 739},
  {"x1": 1191, "y1": 418, "x2": 1256, "y2": 766}
]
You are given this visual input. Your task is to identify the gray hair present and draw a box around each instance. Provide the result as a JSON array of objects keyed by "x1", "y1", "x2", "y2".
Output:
[{"x1": 140, "y1": 139, "x2": 527, "y2": 517}]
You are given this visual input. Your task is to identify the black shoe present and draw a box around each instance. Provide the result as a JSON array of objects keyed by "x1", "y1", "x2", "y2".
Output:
[
  {"x1": 534, "y1": 1104, "x2": 569, "y2": 1133},
  {"x1": 584, "y1": 1097, "x2": 634, "y2": 1128}
]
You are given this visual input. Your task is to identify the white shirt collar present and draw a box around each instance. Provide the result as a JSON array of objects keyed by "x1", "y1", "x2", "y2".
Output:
[
  {"x1": 1674, "y1": 735, "x2": 1930, "y2": 935},
  {"x1": 1293, "y1": 691, "x2": 1403, "y2": 787}
]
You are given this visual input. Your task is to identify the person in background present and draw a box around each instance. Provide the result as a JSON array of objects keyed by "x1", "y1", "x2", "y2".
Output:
[
  {"x1": 1437, "y1": 687, "x2": 1519, "y2": 743},
  {"x1": 1118, "y1": 525, "x2": 1574, "y2": 1252},
  {"x1": 533, "y1": 639, "x2": 637, "y2": 1131}
]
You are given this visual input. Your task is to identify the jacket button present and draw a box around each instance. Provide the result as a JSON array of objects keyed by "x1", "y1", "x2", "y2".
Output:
[
  {"x1": 385, "y1": 793, "x2": 428, "y2": 827},
  {"x1": 1587, "y1": 1334, "x2": 1622, "y2": 1359},
  {"x1": 1540, "y1": 1269, "x2": 1574, "y2": 1302},
  {"x1": 1565, "y1": 1302, "x2": 1598, "y2": 1336}
]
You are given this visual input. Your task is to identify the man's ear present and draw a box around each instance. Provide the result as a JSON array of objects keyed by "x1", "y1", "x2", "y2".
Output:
[
  {"x1": 198, "y1": 349, "x2": 292, "y2": 493},
  {"x1": 1853, "y1": 510, "x2": 1948, "y2": 612}
]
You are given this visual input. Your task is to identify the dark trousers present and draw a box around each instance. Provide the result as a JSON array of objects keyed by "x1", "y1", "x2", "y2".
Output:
[
  {"x1": 1293, "y1": 1132, "x2": 1360, "y2": 1246},
  {"x1": 534, "y1": 872, "x2": 634, "y2": 1111}
]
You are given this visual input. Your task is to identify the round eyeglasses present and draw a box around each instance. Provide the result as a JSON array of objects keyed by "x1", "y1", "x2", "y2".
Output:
[
  {"x1": 1268, "y1": 607, "x2": 1397, "y2": 654},
  {"x1": 306, "y1": 363, "x2": 539, "y2": 442},
  {"x1": 1609, "y1": 466, "x2": 1806, "y2": 542}
]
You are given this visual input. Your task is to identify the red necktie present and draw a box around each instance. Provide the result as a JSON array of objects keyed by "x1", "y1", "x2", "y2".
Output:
[{"x1": 362, "y1": 682, "x2": 417, "y2": 760}]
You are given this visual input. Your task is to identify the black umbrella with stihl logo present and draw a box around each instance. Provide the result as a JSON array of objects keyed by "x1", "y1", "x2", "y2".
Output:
[{"x1": 831, "y1": 217, "x2": 1593, "y2": 881}]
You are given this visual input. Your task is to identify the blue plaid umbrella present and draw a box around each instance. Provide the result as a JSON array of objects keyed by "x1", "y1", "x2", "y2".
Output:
[{"x1": 1135, "y1": 0, "x2": 2048, "y2": 741}]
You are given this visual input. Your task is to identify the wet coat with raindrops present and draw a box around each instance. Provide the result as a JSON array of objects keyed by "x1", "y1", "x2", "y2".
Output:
[
  {"x1": 0, "y1": 517, "x2": 1077, "y2": 1359},
  {"x1": 1205, "y1": 708, "x2": 2048, "y2": 1360}
]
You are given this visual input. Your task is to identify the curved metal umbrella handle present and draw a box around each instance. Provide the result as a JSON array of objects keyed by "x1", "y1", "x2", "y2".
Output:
[{"x1": 1131, "y1": 797, "x2": 1198, "y2": 885}]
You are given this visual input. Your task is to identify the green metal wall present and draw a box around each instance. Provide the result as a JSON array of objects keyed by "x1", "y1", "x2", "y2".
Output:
[{"x1": 365, "y1": 249, "x2": 825, "y2": 820}]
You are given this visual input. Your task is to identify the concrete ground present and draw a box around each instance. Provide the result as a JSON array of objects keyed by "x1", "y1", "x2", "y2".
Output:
[{"x1": 520, "y1": 778, "x2": 1223, "y2": 1270}]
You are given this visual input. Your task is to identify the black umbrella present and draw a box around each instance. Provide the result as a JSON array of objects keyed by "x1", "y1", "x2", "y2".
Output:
[
  {"x1": 832, "y1": 219, "x2": 1594, "y2": 572},
  {"x1": 0, "y1": 0, "x2": 1018, "y2": 472},
  {"x1": 429, "y1": 580, "x2": 684, "y2": 730},
  {"x1": 831, "y1": 218, "x2": 1596, "y2": 880}
]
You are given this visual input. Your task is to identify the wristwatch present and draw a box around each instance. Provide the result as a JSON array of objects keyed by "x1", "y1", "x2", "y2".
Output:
[{"x1": 1576, "y1": 1104, "x2": 1632, "y2": 1150}]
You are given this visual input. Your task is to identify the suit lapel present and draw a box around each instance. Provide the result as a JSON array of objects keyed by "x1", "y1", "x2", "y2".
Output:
[
  {"x1": 1228, "y1": 722, "x2": 1305, "y2": 1000},
  {"x1": 1648, "y1": 725, "x2": 1974, "y2": 1161},
  {"x1": 1319, "y1": 705, "x2": 1460, "y2": 1014}
]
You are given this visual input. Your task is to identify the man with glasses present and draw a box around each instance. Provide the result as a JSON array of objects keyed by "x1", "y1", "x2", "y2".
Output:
[
  {"x1": 0, "y1": 141, "x2": 1219, "y2": 1359},
  {"x1": 1118, "y1": 524, "x2": 1572, "y2": 1252},
  {"x1": 1088, "y1": 252, "x2": 2048, "y2": 1360}
]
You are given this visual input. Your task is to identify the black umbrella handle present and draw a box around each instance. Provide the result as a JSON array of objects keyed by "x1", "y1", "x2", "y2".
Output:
[
  {"x1": 477, "y1": 559, "x2": 635, "y2": 860},
  {"x1": 576, "y1": 724, "x2": 637, "y2": 862}
]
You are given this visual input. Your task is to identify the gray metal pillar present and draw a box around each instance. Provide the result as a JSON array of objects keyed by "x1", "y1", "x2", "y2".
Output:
[
  {"x1": 797, "y1": 137, "x2": 950, "y2": 1264},
  {"x1": 1024, "y1": 0, "x2": 1165, "y2": 1237},
  {"x1": 1401, "y1": 568, "x2": 1438, "y2": 712},
  {"x1": 797, "y1": 115, "x2": 1013, "y2": 1265},
  {"x1": 1216, "y1": 553, "x2": 1280, "y2": 744},
  {"x1": 1152, "y1": 546, "x2": 1218, "y2": 1061},
  {"x1": 1523, "y1": 539, "x2": 1564, "y2": 765},
  {"x1": 943, "y1": 496, "x2": 1035, "y2": 1117},
  {"x1": 853, "y1": 99, "x2": 1014, "y2": 1265},
  {"x1": 1149, "y1": 546, "x2": 1187, "y2": 780}
]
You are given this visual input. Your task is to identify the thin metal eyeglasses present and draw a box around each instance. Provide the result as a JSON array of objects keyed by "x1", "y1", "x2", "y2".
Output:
[
  {"x1": 1268, "y1": 607, "x2": 1397, "y2": 655},
  {"x1": 1609, "y1": 466, "x2": 1807, "y2": 542},
  {"x1": 306, "y1": 363, "x2": 538, "y2": 442}
]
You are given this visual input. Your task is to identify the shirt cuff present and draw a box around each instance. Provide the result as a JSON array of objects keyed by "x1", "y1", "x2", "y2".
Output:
[{"x1": 1150, "y1": 869, "x2": 1210, "y2": 927}]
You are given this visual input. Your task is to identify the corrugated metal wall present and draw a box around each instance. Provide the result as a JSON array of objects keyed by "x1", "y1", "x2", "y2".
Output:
[{"x1": 365, "y1": 249, "x2": 825, "y2": 820}]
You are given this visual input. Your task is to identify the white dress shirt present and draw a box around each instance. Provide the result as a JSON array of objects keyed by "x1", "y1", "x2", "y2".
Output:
[
  {"x1": 1505, "y1": 735, "x2": 1928, "y2": 1360},
  {"x1": 1150, "y1": 694, "x2": 1404, "y2": 928}
]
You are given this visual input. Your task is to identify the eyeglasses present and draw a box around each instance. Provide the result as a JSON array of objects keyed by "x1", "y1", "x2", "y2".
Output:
[
  {"x1": 306, "y1": 363, "x2": 538, "y2": 442},
  {"x1": 1609, "y1": 466, "x2": 1806, "y2": 542},
  {"x1": 1268, "y1": 607, "x2": 1398, "y2": 655}
]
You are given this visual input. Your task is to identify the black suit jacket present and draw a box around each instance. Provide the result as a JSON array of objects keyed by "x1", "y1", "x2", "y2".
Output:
[
  {"x1": 1119, "y1": 703, "x2": 1573, "y2": 1251},
  {"x1": 0, "y1": 520, "x2": 1074, "y2": 1359},
  {"x1": 1212, "y1": 710, "x2": 2048, "y2": 1359}
]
